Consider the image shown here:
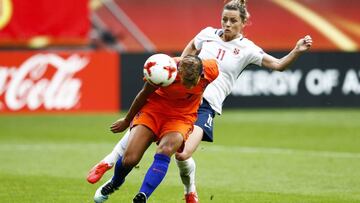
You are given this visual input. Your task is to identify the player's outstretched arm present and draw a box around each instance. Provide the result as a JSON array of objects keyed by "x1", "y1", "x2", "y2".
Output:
[
  {"x1": 181, "y1": 39, "x2": 199, "y2": 57},
  {"x1": 262, "y1": 35, "x2": 313, "y2": 71},
  {"x1": 110, "y1": 82, "x2": 158, "y2": 133}
]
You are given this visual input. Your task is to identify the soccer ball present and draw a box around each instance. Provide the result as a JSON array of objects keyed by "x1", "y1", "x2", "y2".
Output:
[{"x1": 143, "y1": 53, "x2": 177, "y2": 87}]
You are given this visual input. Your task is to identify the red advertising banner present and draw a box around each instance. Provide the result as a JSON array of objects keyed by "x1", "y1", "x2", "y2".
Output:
[
  {"x1": 0, "y1": 50, "x2": 120, "y2": 113},
  {"x1": 0, "y1": 0, "x2": 90, "y2": 46}
]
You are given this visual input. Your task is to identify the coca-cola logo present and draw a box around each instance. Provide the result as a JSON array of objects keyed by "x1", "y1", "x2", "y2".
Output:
[{"x1": 0, "y1": 53, "x2": 89, "y2": 111}]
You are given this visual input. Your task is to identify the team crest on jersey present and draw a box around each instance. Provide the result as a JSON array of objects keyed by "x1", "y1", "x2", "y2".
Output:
[{"x1": 233, "y1": 48, "x2": 240, "y2": 55}]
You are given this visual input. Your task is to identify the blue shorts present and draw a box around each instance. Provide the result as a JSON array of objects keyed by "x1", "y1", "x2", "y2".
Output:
[{"x1": 195, "y1": 99, "x2": 216, "y2": 142}]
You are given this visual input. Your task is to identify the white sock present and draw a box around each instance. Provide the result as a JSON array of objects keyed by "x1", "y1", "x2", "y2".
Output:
[
  {"x1": 175, "y1": 157, "x2": 196, "y2": 194},
  {"x1": 102, "y1": 129, "x2": 130, "y2": 166}
]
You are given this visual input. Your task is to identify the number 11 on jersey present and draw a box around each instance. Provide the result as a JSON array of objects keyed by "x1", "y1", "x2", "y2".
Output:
[{"x1": 216, "y1": 48, "x2": 226, "y2": 61}]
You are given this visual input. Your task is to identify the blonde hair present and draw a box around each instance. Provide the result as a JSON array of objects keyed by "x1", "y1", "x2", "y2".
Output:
[{"x1": 224, "y1": 0, "x2": 250, "y2": 23}]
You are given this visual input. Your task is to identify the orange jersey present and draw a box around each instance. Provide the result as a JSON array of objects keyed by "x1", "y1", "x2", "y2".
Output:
[{"x1": 142, "y1": 58, "x2": 219, "y2": 123}]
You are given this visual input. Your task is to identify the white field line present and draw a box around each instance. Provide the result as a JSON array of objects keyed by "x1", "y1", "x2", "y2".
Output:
[{"x1": 1, "y1": 143, "x2": 359, "y2": 159}]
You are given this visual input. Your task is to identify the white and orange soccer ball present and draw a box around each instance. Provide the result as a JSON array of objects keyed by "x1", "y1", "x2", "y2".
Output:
[{"x1": 143, "y1": 53, "x2": 177, "y2": 87}]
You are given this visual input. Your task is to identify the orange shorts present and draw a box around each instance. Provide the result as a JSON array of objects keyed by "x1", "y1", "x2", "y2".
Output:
[{"x1": 131, "y1": 110, "x2": 194, "y2": 142}]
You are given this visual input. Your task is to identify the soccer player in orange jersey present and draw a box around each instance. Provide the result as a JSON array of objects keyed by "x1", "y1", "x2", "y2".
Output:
[
  {"x1": 89, "y1": 1, "x2": 312, "y2": 202},
  {"x1": 93, "y1": 55, "x2": 219, "y2": 203}
]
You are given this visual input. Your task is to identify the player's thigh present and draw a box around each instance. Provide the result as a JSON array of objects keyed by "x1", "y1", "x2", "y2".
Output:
[
  {"x1": 123, "y1": 125, "x2": 153, "y2": 166},
  {"x1": 175, "y1": 125, "x2": 203, "y2": 160}
]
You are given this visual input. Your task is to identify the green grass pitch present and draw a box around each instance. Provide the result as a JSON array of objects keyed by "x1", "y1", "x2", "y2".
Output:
[{"x1": 0, "y1": 109, "x2": 360, "y2": 203}]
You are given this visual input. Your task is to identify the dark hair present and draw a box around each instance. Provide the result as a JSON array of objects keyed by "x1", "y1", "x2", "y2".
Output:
[
  {"x1": 224, "y1": 0, "x2": 250, "y2": 23},
  {"x1": 178, "y1": 55, "x2": 203, "y2": 87}
]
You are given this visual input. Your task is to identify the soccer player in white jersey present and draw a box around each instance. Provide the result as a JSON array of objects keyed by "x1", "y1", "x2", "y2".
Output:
[{"x1": 87, "y1": 0, "x2": 312, "y2": 202}]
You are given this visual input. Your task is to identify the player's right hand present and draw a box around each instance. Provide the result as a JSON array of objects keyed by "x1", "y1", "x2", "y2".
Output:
[{"x1": 110, "y1": 118, "x2": 130, "y2": 133}]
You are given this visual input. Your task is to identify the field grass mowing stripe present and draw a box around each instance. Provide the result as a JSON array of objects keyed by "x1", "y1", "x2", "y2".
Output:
[
  {"x1": 1, "y1": 143, "x2": 360, "y2": 159},
  {"x1": 0, "y1": 143, "x2": 112, "y2": 151},
  {"x1": 203, "y1": 145, "x2": 360, "y2": 159}
]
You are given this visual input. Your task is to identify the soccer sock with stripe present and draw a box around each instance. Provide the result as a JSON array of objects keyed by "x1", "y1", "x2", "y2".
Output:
[{"x1": 139, "y1": 153, "x2": 171, "y2": 198}]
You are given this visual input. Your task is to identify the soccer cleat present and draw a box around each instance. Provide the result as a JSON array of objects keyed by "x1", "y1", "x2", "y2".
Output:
[
  {"x1": 93, "y1": 179, "x2": 118, "y2": 203},
  {"x1": 185, "y1": 192, "x2": 199, "y2": 203},
  {"x1": 87, "y1": 162, "x2": 113, "y2": 184},
  {"x1": 132, "y1": 192, "x2": 147, "y2": 203}
]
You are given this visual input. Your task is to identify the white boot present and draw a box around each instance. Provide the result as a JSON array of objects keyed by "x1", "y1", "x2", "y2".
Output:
[{"x1": 94, "y1": 179, "x2": 117, "y2": 203}]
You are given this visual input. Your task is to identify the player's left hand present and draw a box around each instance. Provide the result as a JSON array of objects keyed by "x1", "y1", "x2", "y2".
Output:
[
  {"x1": 296, "y1": 35, "x2": 312, "y2": 52},
  {"x1": 110, "y1": 118, "x2": 130, "y2": 133}
]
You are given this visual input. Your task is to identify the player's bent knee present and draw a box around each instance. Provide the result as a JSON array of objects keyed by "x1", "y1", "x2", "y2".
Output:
[
  {"x1": 175, "y1": 151, "x2": 191, "y2": 161},
  {"x1": 122, "y1": 154, "x2": 140, "y2": 167},
  {"x1": 157, "y1": 145, "x2": 176, "y2": 157}
]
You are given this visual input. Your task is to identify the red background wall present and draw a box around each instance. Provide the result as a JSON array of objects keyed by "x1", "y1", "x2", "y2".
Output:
[{"x1": 95, "y1": 0, "x2": 360, "y2": 52}]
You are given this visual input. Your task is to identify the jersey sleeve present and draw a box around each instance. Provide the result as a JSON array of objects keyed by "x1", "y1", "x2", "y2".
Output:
[
  {"x1": 194, "y1": 27, "x2": 215, "y2": 50},
  {"x1": 202, "y1": 59, "x2": 219, "y2": 83},
  {"x1": 247, "y1": 42, "x2": 265, "y2": 66}
]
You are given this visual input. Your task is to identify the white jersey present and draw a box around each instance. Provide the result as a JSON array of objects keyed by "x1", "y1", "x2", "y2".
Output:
[{"x1": 194, "y1": 27, "x2": 265, "y2": 114}]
